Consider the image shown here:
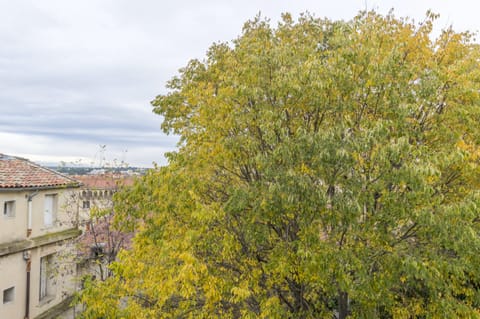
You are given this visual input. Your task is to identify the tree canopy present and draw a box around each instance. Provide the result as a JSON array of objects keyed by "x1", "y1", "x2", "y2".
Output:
[{"x1": 78, "y1": 10, "x2": 480, "y2": 318}]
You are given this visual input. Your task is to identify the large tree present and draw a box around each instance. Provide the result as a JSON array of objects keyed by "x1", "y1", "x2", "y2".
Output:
[{"x1": 79, "y1": 11, "x2": 480, "y2": 318}]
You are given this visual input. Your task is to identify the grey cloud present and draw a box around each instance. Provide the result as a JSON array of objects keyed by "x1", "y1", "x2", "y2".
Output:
[{"x1": 0, "y1": 0, "x2": 478, "y2": 166}]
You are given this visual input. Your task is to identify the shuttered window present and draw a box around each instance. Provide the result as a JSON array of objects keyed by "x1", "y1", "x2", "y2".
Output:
[{"x1": 44, "y1": 194, "x2": 57, "y2": 227}]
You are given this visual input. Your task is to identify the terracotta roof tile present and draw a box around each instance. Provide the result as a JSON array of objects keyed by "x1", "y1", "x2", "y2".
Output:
[
  {"x1": 73, "y1": 174, "x2": 135, "y2": 189},
  {"x1": 0, "y1": 153, "x2": 79, "y2": 189}
]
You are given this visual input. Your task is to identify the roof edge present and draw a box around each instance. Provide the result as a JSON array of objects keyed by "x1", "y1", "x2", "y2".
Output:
[{"x1": 0, "y1": 183, "x2": 81, "y2": 192}]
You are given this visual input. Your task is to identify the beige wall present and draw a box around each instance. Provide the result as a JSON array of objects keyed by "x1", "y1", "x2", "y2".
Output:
[
  {"x1": 30, "y1": 243, "x2": 77, "y2": 319},
  {"x1": 0, "y1": 192, "x2": 28, "y2": 243},
  {"x1": 0, "y1": 188, "x2": 78, "y2": 244},
  {"x1": 31, "y1": 189, "x2": 78, "y2": 238},
  {"x1": 0, "y1": 252, "x2": 26, "y2": 319},
  {"x1": 0, "y1": 187, "x2": 79, "y2": 319},
  {"x1": 77, "y1": 190, "x2": 113, "y2": 234},
  {"x1": 0, "y1": 244, "x2": 77, "y2": 319}
]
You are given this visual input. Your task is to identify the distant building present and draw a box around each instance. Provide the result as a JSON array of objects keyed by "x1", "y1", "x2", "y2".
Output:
[
  {"x1": 73, "y1": 174, "x2": 134, "y2": 229},
  {"x1": 0, "y1": 154, "x2": 80, "y2": 319},
  {"x1": 73, "y1": 174, "x2": 134, "y2": 281}
]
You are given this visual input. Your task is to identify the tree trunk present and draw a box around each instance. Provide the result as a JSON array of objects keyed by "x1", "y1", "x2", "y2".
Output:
[{"x1": 338, "y1": 291, "x2": 348, "y2": 319}]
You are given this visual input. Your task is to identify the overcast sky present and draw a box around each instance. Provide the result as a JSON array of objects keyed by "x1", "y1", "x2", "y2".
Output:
[{"x1": 0, "y1": 1, "x2": 478, "y2": 167}]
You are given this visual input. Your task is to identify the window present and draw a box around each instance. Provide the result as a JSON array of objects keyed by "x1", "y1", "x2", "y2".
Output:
[
  {"x1": 3, "y1": 201, "x2": 15, "y2": 218},
  {"x1": 3, "y1": 287, "x2": 14, "y2": 304},
  {"x1": 90, "y1": 243, "x2": 106, "y2": 259},
  {"x1": 39, "y1": 254, "x2": 56, "y2": 301},
  {"x1": 44, "y1": 194, "x2": 57, "y2": 227},
  {"x1": 82, "y1": 200, "x2": 90, "y2": 209}
]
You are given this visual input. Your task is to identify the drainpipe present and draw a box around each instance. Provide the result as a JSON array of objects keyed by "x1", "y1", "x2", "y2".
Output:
[
  {"x1": 23, "y1": 250, "x2": 31, "y2": 319},
  {"x1": 24, "y1": 190, "x2": 38, "y2": 319},
  {"x1": 26, "y1": 190, "x2": 39, "y2": 237}
]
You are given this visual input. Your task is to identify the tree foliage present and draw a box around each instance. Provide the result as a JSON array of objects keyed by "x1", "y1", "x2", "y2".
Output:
[{"x1": 79, "y1": 11, "x2": 480, "y2": 318}]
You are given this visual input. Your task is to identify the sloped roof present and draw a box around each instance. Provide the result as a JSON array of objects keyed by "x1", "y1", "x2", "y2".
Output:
[
  {"x1": 73, "y1": 174, "x2": 135, "y2": 190},
  {"x1": 0, "y1": 154, "x2": 79, "y2": 189}
]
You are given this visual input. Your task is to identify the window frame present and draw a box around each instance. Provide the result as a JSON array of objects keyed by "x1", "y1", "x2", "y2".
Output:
[
  {"x1": 82, "y1": 200, "x2": 90, "y2": 209},
  {"x1": 43, "y1": 194, "x2": 58, "y2": 227},
  {"x1": 3, "y1": 200, "x2": 15, "y2": 218},
  {"x1": 3, "y1": 286, "x2": 15, "y2": 304},
  {"x1": 39, "y1": 254, "x2": 56, "y2": 302}
]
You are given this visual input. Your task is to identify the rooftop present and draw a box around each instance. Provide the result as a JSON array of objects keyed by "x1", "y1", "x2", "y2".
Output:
[
  {"x1": 0, "y1": 153, "x2": 79, "y2": 189},
  {"x1": 72, "y1": 174, "x2": 135, "y2": 189}
]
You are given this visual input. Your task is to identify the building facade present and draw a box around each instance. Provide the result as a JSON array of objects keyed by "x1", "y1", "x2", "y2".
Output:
[
  {"x1": 0, "y1": 154, "x2": 80, "y2": 319},
  {"x1": 73, "y1": 174, "x2": 133, "y2": 281}
]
